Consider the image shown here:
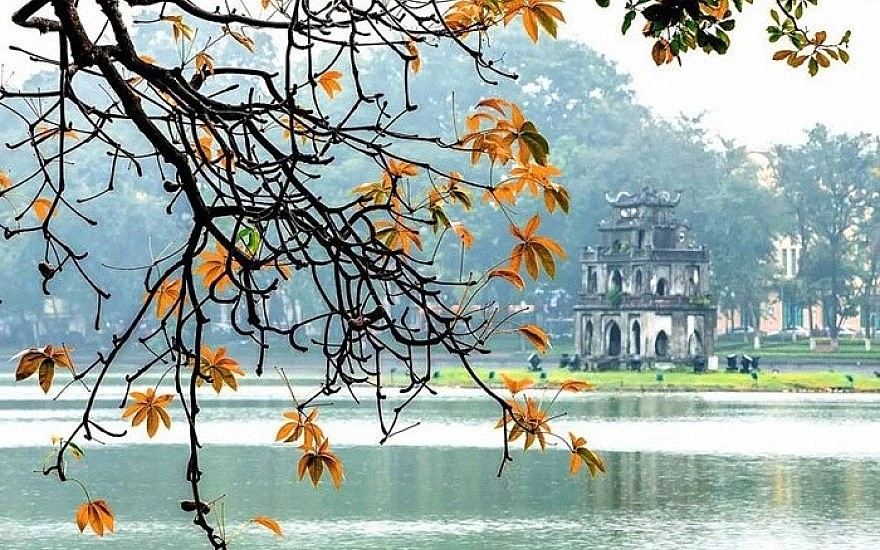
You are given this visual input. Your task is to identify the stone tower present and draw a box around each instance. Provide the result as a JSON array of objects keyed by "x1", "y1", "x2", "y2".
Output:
[{"x1": 573, "y1": 189, "x2": 716, "y2": 368}]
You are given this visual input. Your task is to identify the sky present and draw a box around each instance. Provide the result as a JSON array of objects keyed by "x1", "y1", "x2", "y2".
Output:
[
  {"x1": 1, "y1": 1, "x2": 877, "y2": 151},
  {"x1": 560, "y1": 1, "x2": 880, "y2": 151}
]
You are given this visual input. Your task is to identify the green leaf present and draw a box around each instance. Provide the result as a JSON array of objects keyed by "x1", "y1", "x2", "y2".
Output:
[
  {"x1": 535, "y1": 10, "x2": 558, "y2": 39},
  {"x1": 237, "y1": 227, "x2": 261, "y2": 254},
  {"x1": 519, "y1": 122, "x2": 549, "y2": 166},
  {"x1": 430, "y1": 207, "x2": 450, "y2": 232},
  {"x1": 595, "y1": 0, "x2": 610, "y2": 7},
  {"x1": 69, "y1": 441, "x2": 85, "y2": 460},
  {"x1": 621, "y1": 10, "x2": 636, "y2": 35}
]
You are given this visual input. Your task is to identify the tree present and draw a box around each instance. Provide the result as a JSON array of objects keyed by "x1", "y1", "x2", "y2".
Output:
[
  {"x1": 2, "y1": 1, "x2": 606, "y2": 547},
  {"x1": 775, "y1": 126, "x2": 880, "y2": 340},
  {"x1": 0, "y1": 0, "x2": 858, "y2": 546},
  {"x1": 682, "y1": 143, "x2": 784, "y2": 334}
]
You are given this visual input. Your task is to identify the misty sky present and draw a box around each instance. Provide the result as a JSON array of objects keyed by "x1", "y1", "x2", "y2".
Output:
[
  {"x1": 1, "y1": 1, "x2": 876, "y2": 151},
  {"x1": 561, "y1": 1, "x2": 879, "y2": 150}
]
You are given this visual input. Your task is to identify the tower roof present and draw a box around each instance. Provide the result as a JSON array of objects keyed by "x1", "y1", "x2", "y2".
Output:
[{"x1": 605, "y1": 187, "x2": 681, "y2": 208}]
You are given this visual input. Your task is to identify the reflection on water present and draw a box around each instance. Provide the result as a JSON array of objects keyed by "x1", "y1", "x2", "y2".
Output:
[{"x1": 2, "y1": 389, "x2": 880, "y2": 548}]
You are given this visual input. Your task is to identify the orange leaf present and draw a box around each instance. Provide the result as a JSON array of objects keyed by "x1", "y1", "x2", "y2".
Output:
[
  {"x1": 500, "y1": 372, "x2": 534, "y2": 395},
  {"x1": 700, "y1": 0, "x2": 728, "y2": 20},
  {"x1": 33, "y1": 197, "x2": 54, "y2": 221},
  {"x1": 375, "y1": 219, "x2": 423, "y2": 254},
  {"x1": 122, "y1": 387, "x2": 174, "y2": 437},
  {"x1": 194, "y1": 242, "x2": 240, "y2": 292},
  {"x1": 297, "y1": 438, "x2": 344, "y2": 489},
  {"x1": 0, "y1": 169, "x2": 11, "y2": 189},
  {"x1": 317, "y1": 70, "x2": 343, "y2": 99},
  {"x1": 252, "y1": 516, "x2": 283, "y2": 537},
  {"x1": 559, "y1": 379, "x2": 593, "y2": 392},
  {"x1": 652, "y1": 38, "x2": 674, "y2": 66},
  {"x1": 406, "y1": 41, "x2": 421, "y2": 73},
  {"x1": 521, "y1": 8, "x2": 539, "y2": 42},
  {"x1": 13, "y1": 344, "x2": 73, "y2": 393},
  {"x1": 151, "y1": 278, "x2": 182, "y2": 318},
  {"x1": 517, "y1": 324, "x2": 550, "y2": 354},
  {"x1": 222, "y1": 25, "x2": 255, "y2": 52},
  {"x1": 450, "y1": 222, "x2": 474, "y2": 249},
  {"x1": 198, "y1": 345, "x2": 245, "y2": 393},
  {"x1": 75, "y1": 500, "x2": 114, "y2": 537},
  {"x1": 488, "y1": 268, "x2": 525, "y2": 291}
]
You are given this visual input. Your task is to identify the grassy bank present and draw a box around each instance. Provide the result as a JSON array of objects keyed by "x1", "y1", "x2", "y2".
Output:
[{"x1": 422, "y1": 367, "x2": 880, "y2": 393}]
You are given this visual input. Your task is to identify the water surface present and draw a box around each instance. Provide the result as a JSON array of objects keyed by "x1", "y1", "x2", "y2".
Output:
[{"x1": 2, "y1": 386, "x2": 879, "y2": 549}]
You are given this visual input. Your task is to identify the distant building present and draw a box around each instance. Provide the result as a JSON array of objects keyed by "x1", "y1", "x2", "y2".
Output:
[{"x1": 573, "y1": 189, "x2": 716, "y2": 368}]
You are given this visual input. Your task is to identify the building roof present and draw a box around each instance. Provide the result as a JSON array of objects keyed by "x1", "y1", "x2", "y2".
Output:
[{"x1": 605, "y1": 188, "x2": 681, "y2": 208}]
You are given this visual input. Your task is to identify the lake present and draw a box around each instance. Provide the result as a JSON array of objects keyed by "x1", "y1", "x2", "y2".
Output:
[{"x1": 2, "y1": 379, "x2": 880, "y2": 549}]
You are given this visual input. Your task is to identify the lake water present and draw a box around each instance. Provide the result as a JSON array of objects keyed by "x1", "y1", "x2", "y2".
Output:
[{"x1": 2, "y1": 379, "x2": 880, "y2": 549}]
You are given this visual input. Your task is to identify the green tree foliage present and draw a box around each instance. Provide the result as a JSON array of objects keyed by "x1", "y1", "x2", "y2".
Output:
[{"x1": 775, "y1": 125, "x2": 880, "y2": 337}]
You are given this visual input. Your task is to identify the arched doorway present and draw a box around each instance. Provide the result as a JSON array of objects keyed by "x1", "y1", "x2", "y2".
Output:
[
  {"x1": 655, "y1": 331, "x2": 668, "y2": 357},
  {"x1": 588, "y1": 271, "x2": 598, "y2": 294},
  {"x1": 656, "y1": 278, "x2": 667, "y2": 296},
  {"x1": 582, "y1": 318, "x2": 594, "y2": 356},
  {"x1": 630, "y1": 320, "x2": 641, "y2": 355},
  {"x1": 610, "y1": 270, "x2": 623, "y2": 293},
  {"x1": 606, "y1": 321, "x2": 621, "y2": 356},
  {"x1": 689, "y1": 331, "x2": 703, "y2": 356}
]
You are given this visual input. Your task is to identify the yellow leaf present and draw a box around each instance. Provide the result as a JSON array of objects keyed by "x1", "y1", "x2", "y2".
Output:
[
  {"x1": 317, "y1": 70, "x2": 343, "y2": 99},
  {"x1": 252, "y1": 516, "x2": 283, "y2": 537},
  {"x1": 194, "y1": 51, "x2": 215, "y2": 75},
  {"x1": 33, "y1": 197, "x2": 54, "y2": 221},
  {"x1": 488, "y1": 267, "x2": 525, "y2": 291},
  {"x1": 222, "y1": 25, "x2": 255, "y2": 52},
  {"x1": 161, "y1": 15, "x2": 194, "y2": 42},
  {"x1": 517, "y1": 323, "x2": 550, "y2": 354}
]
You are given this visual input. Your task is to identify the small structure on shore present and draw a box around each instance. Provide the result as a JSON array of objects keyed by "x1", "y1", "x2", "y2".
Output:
[{"x1": 573, "y1": 188, "x2": 716, "y2": 369}]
